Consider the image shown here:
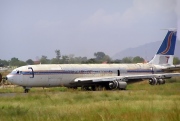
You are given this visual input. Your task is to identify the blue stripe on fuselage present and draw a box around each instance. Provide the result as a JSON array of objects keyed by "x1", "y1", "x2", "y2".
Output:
[
  {"x1": 15, "y1": 69, "x2": 163, "y2": 76},
  {"x1": 20, "y1": 70, "x2": 113, "y2": 75}
]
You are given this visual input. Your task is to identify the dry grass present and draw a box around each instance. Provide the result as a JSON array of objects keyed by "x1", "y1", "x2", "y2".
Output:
[{"x1": 0, "y1": 78, "x2": 180, "y2": 121}]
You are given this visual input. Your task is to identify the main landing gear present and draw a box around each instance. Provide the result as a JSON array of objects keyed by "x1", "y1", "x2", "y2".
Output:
[{"x1": 23, "y1": 87, "x2": 31, "y2": 93}]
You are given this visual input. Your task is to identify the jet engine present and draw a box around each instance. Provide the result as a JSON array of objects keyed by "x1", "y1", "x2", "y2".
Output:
[
  {"x1": 108, "y1": 80, "x2": 127, "y2": 90},
  {"x1": 118, "y1": 81, "x2": 127, "y2": 90},
  {"x1": 157, "y1": 79, "x2": 165, "y2": 84}
]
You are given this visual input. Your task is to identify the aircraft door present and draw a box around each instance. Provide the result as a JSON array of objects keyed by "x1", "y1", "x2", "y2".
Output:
[
  {"x1": 28, "y1": 67, "x2": 34, "y2": 78},
  {"x1": 117, "y1": 68, "x2": 126, "y2": 76},
  {"x1": 26, "y1": 67, "x2": 35, "y2": 86},
  {"x1": 117, "y1": 70, "x2": 120, "y2": 76}
]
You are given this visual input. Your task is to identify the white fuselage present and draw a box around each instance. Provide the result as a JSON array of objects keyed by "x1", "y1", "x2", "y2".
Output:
[{"x1": 7, "y1": 63, "x2": 163, "y2": 87}]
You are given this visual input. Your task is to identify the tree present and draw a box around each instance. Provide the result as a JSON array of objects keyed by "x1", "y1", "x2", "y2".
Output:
[
  {"x1": 9, "y1": 57, "x2": 20, "y2": 66},
  {"x1": 40, "y1": 55, "x2": 50, "y2": 64},
  {"x1": 0, "y1": 59, "x2": 9, "y2": 67},
  {"x1": 18, "y1": 61, "x2": 26, "y2": 67},
  {"x1": 26, "y1": 59, "x2": 34, "y2": 65},
  {"x1": 173, "y1": 57, "x2": 180, "y2": 65},
  {"x1": 68, "y1": 54, "x2": 75, "y2": 63},
  {"x1": 83, "y1": 58, "x2": 96, "y2": 64},
  {"x1": 121, "y1": 57, "x2": 133, "y2": 63},
  {"x1": 51, "y1": 58, "x2": 59, "y2": 64},
  {"x1": 73, "y1": 56, "x2": 88, "y2": 64},
  {"x1": 9, "y1": 57, "x2": 26, "y2": 67},
  {"x1": 94, "y1": 51, "x2": 111, "y2": 63},
  {"x1": 132, "y1": 56, "x2": 144, "y2": 63},
  {"x1": 111, "y1": 59, "x2": 122, "y2": 63},
  {"x1": 94, "y1": 52, "x2": 106, "y2": 61},
  {"x1": 102, "y1": 55, "x2": 111, "y2": 63},
  {"x1": 61, "y1": 55, "x2": 69, "y2": 64},
  {"x1": 55, "y1": 50, "x2": 61, "y2": 64}
]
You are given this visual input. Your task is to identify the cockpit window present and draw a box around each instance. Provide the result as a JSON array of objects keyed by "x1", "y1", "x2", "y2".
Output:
[
  {"x1": 17, "y1": 71, "x2": 22, "y2": 74},
  {"x1": 11, "y1": 70, "x2": 21, "y2": 75},
  {"x1": 11, "y1": 71, "x2": 17, "y2": 74}
]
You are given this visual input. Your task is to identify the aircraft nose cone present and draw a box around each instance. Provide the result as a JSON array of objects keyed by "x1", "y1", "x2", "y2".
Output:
[{"x1": 6, "y1": 75, "x2": 14, "y2": 83}]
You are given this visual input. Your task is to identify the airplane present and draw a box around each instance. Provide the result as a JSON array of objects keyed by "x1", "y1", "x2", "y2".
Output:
[{"x1": 5, "y1": 30, "x2": 180, "y2": 93}]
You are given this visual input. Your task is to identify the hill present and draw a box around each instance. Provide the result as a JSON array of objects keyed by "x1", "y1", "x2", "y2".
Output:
[{"x1": 112, "y1": 41, "x2": 180, "y2": 61}]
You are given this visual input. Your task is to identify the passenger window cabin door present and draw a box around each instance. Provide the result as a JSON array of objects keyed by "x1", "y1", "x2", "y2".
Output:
[{"x1": 28, "y1": 67, "x2": 34, "y2": 78}]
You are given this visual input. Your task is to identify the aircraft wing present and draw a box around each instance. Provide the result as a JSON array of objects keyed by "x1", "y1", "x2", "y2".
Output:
[{"x1": 73, "y1": 73, "x2": 180, "y2": 83}]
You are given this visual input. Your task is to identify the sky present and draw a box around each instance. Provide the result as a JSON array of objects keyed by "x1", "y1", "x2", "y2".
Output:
[{"x1": 0, "y1": 0, "x2": 179, "y2": 61}]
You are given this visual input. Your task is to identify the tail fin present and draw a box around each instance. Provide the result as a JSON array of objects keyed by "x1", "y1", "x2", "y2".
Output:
[{"x1": 148, "y1": 30, "x2": 177, "y2": 65}]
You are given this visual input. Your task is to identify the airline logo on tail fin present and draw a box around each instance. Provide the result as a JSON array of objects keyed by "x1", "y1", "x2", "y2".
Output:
[
  {"x1": 157, "y1": 31, "x2": 177, "y2": 55},
  {"x1": 148, "y1": 30, "x2": 177, "y2": 65}
]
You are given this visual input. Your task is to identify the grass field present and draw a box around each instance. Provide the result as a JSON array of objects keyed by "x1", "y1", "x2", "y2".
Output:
[{"x1": 0, "y1": 78, "x2": 180, "y2": 121}]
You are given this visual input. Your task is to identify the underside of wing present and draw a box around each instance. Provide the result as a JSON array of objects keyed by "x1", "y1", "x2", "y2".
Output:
[
  {"x1": 74, "y1": 76, "x2": 123, "y2": 83},
  {"x1": 71, "y1": 76, "x2": 128, "y2": 90},
  {"x1": 73, "y1": 73, "x2": 180, "y2": 83},
  {"x1": 70, "y1": 73, "x2": 180, "y2": 90}
]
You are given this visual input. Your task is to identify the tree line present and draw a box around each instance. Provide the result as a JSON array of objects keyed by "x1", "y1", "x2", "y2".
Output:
[{"x1": 1, "y1": 50, "x2": 180, "y2": 67}]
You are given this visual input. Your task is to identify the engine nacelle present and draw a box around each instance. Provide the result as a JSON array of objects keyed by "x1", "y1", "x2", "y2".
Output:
[
  {"x1": 108, "y1": 80, "x2": 127, "y2": 90},
  {"x1": 118, "y1": 81, "x2": 127, "y2": 90},
  {"x1": 157, "y1": 79, "x2": 165, "y2": 84}
]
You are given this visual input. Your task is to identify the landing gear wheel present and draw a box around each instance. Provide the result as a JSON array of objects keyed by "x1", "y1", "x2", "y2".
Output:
[
  {"x1": 72, "y1": 87, "x2": 78, "y2": 89},
  {"x1": 91, "y1": 86, "x2": 96, "y2": 91},
  {"x1": 24, "y1": 89, "x2": 29, "y2": 93},
  {"x1": 23, "y1": 87, "x2": 30, "y2": 93}
]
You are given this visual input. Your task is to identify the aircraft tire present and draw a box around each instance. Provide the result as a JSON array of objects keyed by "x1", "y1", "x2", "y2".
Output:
[
  {"x1": 81, "y1": 86, "x2": 90, "y2": 91},
  {"x1": 91, "y1": 86, "x2": 96, "y2": 91},
  {"x1": 24, "y1": 89, "x2": 29, "y2": 93}
]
